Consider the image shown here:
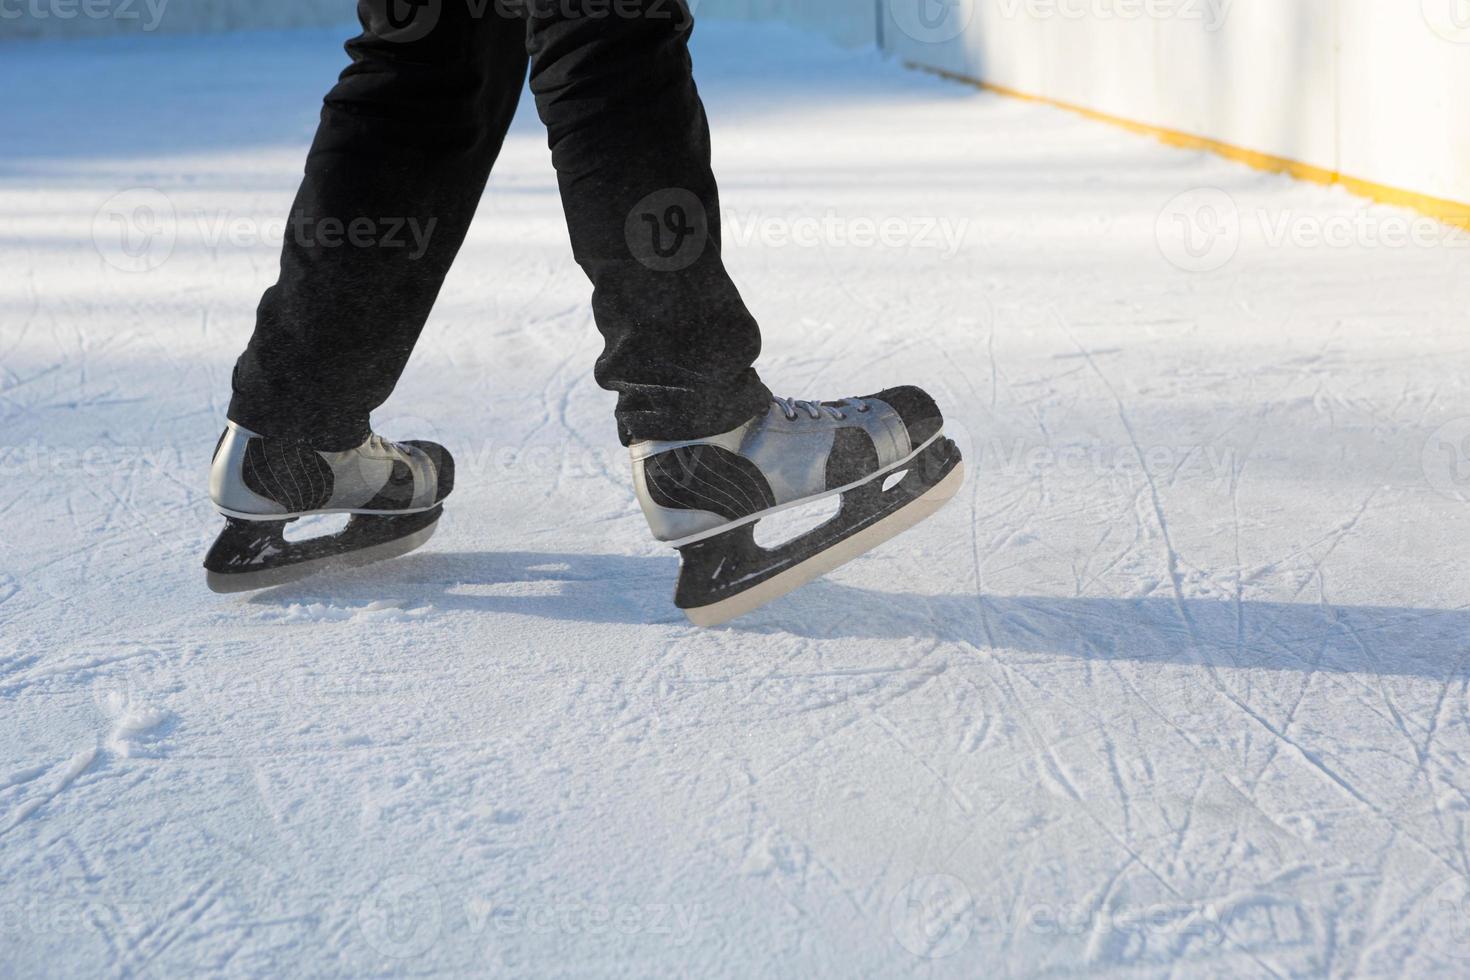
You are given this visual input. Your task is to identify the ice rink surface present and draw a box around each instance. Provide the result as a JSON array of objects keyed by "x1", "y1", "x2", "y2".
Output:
[{"x1": 3, "y1": 20, "x2": 1470, "y2": 978}]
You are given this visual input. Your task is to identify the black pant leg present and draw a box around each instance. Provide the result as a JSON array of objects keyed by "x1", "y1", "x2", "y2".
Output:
[
  {"x1": 229, "y1": 1, "x2": 529, "y2": 449},
  {"x1": 524, "y1": 0, "x2": 771, "y2": 445}
]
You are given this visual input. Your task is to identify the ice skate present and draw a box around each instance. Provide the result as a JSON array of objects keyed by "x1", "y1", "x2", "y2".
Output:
[
  {"x1": 203, "y1": 421, "x2": 454, "y2": 593},
  {"x1": 631, "y1": 386, "x2": 964, "y2": 626}
]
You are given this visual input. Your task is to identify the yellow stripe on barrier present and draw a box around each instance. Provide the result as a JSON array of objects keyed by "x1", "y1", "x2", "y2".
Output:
[{"x1": 910, "y1": 63, "x2": 1470, "y2": 233}]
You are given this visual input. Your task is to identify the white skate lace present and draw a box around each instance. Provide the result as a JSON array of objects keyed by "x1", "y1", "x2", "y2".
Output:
[{"x1": 771, "y1": 395, "x2": 870, "y2": 421}]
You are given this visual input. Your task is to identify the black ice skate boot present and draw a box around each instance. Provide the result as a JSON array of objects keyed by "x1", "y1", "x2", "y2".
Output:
[
  {"x1": 631, "y1": 387, "x2": 964, "y2": 626},
  {"x1": 203, "y1": 421, "x2": 454, "y2": 593}
]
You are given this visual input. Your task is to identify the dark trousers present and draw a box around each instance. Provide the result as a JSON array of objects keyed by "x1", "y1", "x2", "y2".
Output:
[{"x1": 228, "y1": 0, "x2": 770, "y2": 449}]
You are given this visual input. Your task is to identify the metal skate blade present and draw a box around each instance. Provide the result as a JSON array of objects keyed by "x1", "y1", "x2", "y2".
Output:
[
  {"x1": 684, "y1": 462, "x2": 966, "y2": 627},
  {"x1": 205, "y1": 520, "x2": 439, "y2": 594}
]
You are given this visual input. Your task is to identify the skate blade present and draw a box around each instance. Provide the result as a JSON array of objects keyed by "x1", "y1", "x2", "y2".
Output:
[
  {"x1": 683, "y1": 461, "x2": 966, "y2": 627},
  {"x1": 205, "y1": 520, "x2": 439, "y2": 594}
]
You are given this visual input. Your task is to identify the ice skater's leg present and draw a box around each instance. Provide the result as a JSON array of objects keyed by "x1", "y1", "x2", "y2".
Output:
[
  {"x1": 228, "y1": 1, "x2": 529, "y2": 449},
  {"x1": 522, "y1": 4, "x2": 961, "y2": 623},
  {"x1": 524, "y1": 0, "x2": 771, "y2": 445}
]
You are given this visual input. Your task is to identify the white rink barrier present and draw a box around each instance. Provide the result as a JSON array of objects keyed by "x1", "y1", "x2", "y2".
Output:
[
  {"x1": 877, "y1": 0, "x2": 1470, "y2": 225},
  {"x1": 698, "y1": 0, "x2": 1470, "y2": 225}
]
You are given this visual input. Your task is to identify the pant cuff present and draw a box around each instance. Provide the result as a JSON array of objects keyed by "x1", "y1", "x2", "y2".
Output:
[
  {"x1": 615, "y1": 371, "x2": 772, "y2": 446},
  {"x1": 226, "y1": 394, "x2": 371, "y2": 452}
]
